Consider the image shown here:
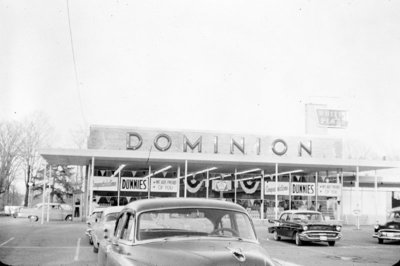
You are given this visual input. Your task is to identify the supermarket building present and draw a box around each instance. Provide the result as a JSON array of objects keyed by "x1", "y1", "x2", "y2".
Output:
[{"x1": 40, "y1": 125, "x2": 400, "y2": 224}]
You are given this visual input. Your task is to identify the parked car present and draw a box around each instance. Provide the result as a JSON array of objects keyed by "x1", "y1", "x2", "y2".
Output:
[
  {"x1": 86, "y1": 207, "x2": 107, "y2": 245},
  {"x1": 13, "y1": 203, "x2": 73, "y2": 222},
  {"x1": 97, "y1": 198, "x2": 277, "y2": 266},
  {"x1": 373, "y1": 207, "x2": 400, "y2": 244},
  {"x1": 268, "y1": 210, "x2": 342, "y2": 246},
  {"x1": 89, "y1": 206, "x2": 124, "y2": 252}
]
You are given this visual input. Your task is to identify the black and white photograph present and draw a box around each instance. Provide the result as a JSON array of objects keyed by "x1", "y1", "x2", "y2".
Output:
[{"x1": 1, "y1": 0, "x2": 399, "y2": 265}]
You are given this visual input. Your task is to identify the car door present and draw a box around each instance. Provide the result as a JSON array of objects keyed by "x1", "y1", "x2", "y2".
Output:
[
  {"x1": 106, "y1": 212, "x2": 135, "y2": 266},
  {"x1": 49, "y1": 204, "x2": 63, "y2": 220},
  {"x1": 276, "y1": 214, "x2": 288, "y2": 236}
]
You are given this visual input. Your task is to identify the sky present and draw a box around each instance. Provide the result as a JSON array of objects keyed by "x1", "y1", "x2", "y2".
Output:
[{"x1": 1, "y1": 0, "x2": 400, "y2": 156}]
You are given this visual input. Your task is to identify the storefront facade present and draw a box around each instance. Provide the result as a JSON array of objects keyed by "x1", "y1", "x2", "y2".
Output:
[{"x1": 40, "y1": 125, "x2": 400, "y2": 223}]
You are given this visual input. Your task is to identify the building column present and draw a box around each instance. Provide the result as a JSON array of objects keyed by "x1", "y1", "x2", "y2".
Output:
[
  {"x1": 41, "y1": 164, "x2": 47, "y2": 224},
  {"x1": 275, "y1": 163, "x2": 279, "y2": 220},
  {"x1": 206, "y1": 170, "x2": 209, "y2": 199},
  {"x1": 289, "y1": 173, "x2": 292, "y2": 210},
  {"x1": 46, "y1": 165, "x2": 52, "y2": 222},
  {"x1": 148, "y1": 165, "x2": 151, "y2": 199},
  {"x1": 261, "y1": 170, "x2": 265, "y2": 220},
  {"x1": 374, "y1": 170, "x2": 378, "y2": 223},
  {"x1": 234, "y1": 168, "x2": 237, "y2": 203},
  {"x1": 89, "y1": 157, "x2": 95, "y2": 215},
  {"x1": 176, "y1": 166, "x2": 180, "y2": 198},
  {"x1": 184, "y1": 160, "x2": 188, "y2": 198}
]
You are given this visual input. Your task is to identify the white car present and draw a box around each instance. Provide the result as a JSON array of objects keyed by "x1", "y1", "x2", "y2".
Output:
[
  {"x1": 90, "y1": 206, "x2": 124, "y2": 253},
  {"x1": 85, "y1": 207, "x2": 107, "y2": 244},
  {"x1": 14, "y1": 203, "x2": 73, "y2": 222}
]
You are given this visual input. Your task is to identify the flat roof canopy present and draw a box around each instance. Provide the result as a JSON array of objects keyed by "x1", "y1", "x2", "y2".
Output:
[{"x1": 40, "y1": 149, "x2": 400, "y2": 174}]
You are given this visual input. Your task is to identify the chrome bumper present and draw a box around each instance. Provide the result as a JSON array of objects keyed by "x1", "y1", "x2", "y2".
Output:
[
  {"x1": 85, "y1": 229, "x2": 92, "y2": 237},
  {"x1": 299, "y1": 231, "x2": 342, "y2": 242},
  {"x1": 373, "y1": 230, "x2": 400, "y2": 240}
]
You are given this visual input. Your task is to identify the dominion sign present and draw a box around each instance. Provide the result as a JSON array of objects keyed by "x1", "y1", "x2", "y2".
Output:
[{"x1": 88, "y1": 126, "x2": 343, "y2": 159}]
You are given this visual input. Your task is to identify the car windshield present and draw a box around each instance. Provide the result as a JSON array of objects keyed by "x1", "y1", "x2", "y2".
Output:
[
  {"x1": 105, "y1": 212, "x2": 119, "y2": 222},
  {"x1": 292, "y1": 213, "x2": 324, "y2": 222},
  {"x1": 389, "y1": 211, "x2": 400, "y2": 221},
  {"x1": 137, "y1": 208, "x2": 257, "y2": 242}
]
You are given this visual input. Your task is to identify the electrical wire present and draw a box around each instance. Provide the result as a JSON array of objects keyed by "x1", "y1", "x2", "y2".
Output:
[{"x1": 66, "y1": 0, "x2": 87, "y2": 127}]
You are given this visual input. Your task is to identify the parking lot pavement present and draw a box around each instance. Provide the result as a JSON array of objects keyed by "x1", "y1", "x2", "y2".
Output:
[
  {"x1": 255, "y1": 221, "x2": 400, "y2": 266},
  {"x1": 1, "y1": 217, "x2": 399, "y2": 266},
  {"x1": 0, "y1": 217, "x2": 97, "y2": 266}
]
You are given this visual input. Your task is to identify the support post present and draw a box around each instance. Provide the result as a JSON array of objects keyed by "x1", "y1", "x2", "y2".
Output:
[
  {"x1": 184, "y1": 160, "x2": 188, "y2": 198},
  {"x1": 206, "y1": 170, "x2": 209, "y2": 199},
  {"x1": 46, "y1": 165, "x2": 51, "y2": 222},
  {"x1": 41, "y1": 164, "x2": 47, "y2": 224},
  {"x1": 261, "y1": 170, "x2": 264, "y2": 220},
  {"x1": 315, "y1": 171, "x2": 318, "y2": 211},
  {"x1": 234, "y1": 168, "x2": 237, "y2": 203},
  {"x1": 89, "y1": 157, "x2": 95, "y2": 215},
  {"x1": 289, "y1": 173, "x2": 292, "y2": 210},
  {"x1": 176, "y1": 166, "x2": 180, "y2": 198},
  {"x1": 148, "y1": 165, "x2": 151, "y2": 199},
  {"x1": 275, "y1": 163, "x2": 278, "y2": 220}
]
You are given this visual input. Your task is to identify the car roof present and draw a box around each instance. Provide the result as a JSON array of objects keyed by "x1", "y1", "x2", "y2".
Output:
[
  {"x1": 280, "y1": 210, "x2": 321, "y2": 215},
  {"x1": 122, "y1": 198, "x2": 246, "y2": 214},
  {"x1": 102, "y1": 206, "x2": 125, "y2": 216}
]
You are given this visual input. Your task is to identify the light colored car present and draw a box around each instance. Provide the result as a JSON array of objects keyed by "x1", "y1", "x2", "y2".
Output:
[
  {"x1": 97, "y1": 198, "x2": 277, "y2": 266},
  {"x1": 86, "y1": 207, "x2": 107, "y2": 245},
  {"x1": 90, "y1": 206, "x2": 124, "y2": 252},
  {"x1": 14, "y1": 203, "x2": 73, "y2": 222}
]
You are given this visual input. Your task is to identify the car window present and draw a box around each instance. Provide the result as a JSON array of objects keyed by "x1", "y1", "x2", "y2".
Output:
[
  {"x1": 292, "y1": 213, "x2": 323, "y2": 222},
  {"x1": 121, "y1": 213, "x2": 135, "y2": 242},
  {"x1": 114, "y1": 213, "x2": 127, "y2": 238},
  {"x1": 279, "y1": 214, "x2": 288, "y2": 221},
  {"x1": 137, "y1": 208, "x2": 256, "y2": 241}
]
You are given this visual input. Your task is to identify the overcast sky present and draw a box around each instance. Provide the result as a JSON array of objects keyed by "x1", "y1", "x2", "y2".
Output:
[{"x1": 1, "y1": 0, "x2": 400, "y2": 154}]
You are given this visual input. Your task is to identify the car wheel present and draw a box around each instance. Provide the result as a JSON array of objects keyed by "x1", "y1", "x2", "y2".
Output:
[
  {"x1": 65, "y1": 215, "x2": 72, "y2": 221},
  {"x1": 295, "y1": 232, "x2": 302, "y2": 246},
  {"x1": 29, "y1": 216, "x2": 39, "y2": 222},
  {"x1": 273, "y1": 231, "x2": 281, "y2": 241},
  {"x1": 89, "y1": 237, "x2": 93, "y2": 245},
  {"x1": 378, "y1": 239, "x2": 384, "y2": 244},
  {"x1": 93, "y1": 243, "x2": 99, "y2": 253},
  {"x1": 328, "y1": 241, "x2": 335, "y2": 246}
]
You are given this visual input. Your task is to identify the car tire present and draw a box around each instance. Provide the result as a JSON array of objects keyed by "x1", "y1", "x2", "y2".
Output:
[
  {"x1": 93, "y1": 243, "x2": 99, "y2": 253},
  {"x1": 378, "y1": 239, "x2": 384, "y2": 244},
  {"x1": 295, "y1": 232, "x2": 302, "y2": 246},
  {"x1": 328, "y1": 241, "x2": 335, "y2": 246},
  {"x1": 273, "y1": 231, "x2": 281, "y2": 241},
  {"x1": 65, "y1": 215, "x2": 72, "y2": 221},
  {"x1": 29, "y1": 216, "x2": 39, "y2": 222},
  {"x1": 89, "y1": 237, "x2": 93, "y2": 245}
]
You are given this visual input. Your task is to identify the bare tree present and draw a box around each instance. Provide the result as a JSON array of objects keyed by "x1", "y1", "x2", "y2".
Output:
[
  {"x1": 0, "y1": 121, "x2": 23, "y2": 196},
  {"x1": 19, "y1": 112, "x2": 53, "y2": 207}
]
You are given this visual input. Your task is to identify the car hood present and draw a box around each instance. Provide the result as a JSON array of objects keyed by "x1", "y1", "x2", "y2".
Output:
[
  {"x1": 382, "y1": 220, "x2": 400, "y2": 229},
  {"x1": 122, "y1": 239, "x2": 275, "y2": 266}
]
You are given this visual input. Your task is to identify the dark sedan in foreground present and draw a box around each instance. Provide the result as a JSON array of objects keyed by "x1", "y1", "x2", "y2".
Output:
[
  {"x1": 268, "y1": 210, "x2": 342, "y2": 246},
  {"x1": 373, "y1": 207, "x2": 400, "y2": 244},
  {"x1": 97, "y1": 198, "x2": 279, "y2": 266}
]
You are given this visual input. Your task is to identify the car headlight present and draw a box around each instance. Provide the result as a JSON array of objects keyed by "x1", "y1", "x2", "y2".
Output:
[
  {"x1": 303, "y1": 225, "x2": 308, "y2": 231},
  {"x1": 374, "y1": 224, "x2": 380, "y2": 230},
  {"x1": 336, "y1": 225, "x2": 342, "y2": 231}
]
